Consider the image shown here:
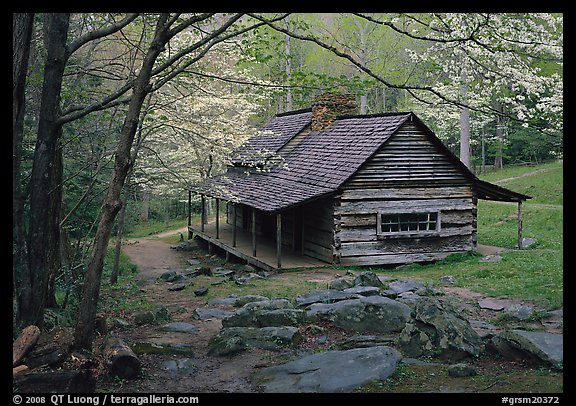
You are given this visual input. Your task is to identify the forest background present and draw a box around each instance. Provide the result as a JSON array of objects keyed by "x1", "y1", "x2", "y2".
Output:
[{"x1": 12, "y1": 13, "x2": 562, "y2": 351}]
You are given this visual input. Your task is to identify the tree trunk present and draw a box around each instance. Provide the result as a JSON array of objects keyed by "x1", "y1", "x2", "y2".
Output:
[
  {"x1": 459, "y1": 67, "x2": 471, "y2": 169},
  {"x1": 12, "y1": 13, "x2": 34, "y2": 326},
  {"x1": 21, "y1": 13, "x2": 69, "y2": 328},
  {"x1": 73, "y1": 14, "x2": 171, "y2": 351},
  {"x1": 284, "y1": 29, "x2": 292, "y2": 111},
  {"x1": 494, "y1": 102, "x2": 505, "y2": 170},
  {"x1": 111, "y1": 200, "x2": 127, "y2": 285},
  {"x1": 104, "y1": 337, "x2": 141, "y2": 379}
]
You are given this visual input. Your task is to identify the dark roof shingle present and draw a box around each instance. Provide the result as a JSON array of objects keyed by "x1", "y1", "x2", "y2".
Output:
[{"x1": 194, "y1": 112, "x2": 411, "y2": 211}]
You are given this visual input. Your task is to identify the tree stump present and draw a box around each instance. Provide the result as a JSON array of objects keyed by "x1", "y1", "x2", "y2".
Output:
[
  {"x1": 13, "y1": 325, "x2": 41, "y2": 367},
  {"x1": 104, "y1": 337, "x2": 141, "y2": 379}
]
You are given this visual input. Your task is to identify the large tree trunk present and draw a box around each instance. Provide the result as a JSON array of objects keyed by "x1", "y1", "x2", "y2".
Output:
[
  {"x1": 73, "y1": 14, "x2": 171, "y2": 350},
  {"x1": 13, "y1": 13, "x2": 35, "y2": 326},
  {"x1": 20, "y1": 13, "x2": 69, "y2": 328}
]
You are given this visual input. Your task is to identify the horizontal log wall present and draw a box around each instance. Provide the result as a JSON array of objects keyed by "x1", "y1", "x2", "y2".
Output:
[
  {"x1": 337, "y1": 120, "x2": 476, "y2": 266},
  {"x1": 346, "y1": 122, "x2": 469, "y2": 188}
]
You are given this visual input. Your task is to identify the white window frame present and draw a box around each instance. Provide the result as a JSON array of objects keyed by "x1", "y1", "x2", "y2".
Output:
[{"x1": 376, "y1": 210, "x2": 441, "y2": 239}]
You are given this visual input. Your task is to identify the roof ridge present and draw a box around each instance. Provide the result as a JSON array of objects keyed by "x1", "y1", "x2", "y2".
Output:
[
  {"x1": 275, "y1": 107, "x2": 313, "y2": 117},
  {"x1": 336, "y1": 112, "x2": 412, "y2": 120}
]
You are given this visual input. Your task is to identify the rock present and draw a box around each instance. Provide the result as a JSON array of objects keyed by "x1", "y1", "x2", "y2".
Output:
[
  {"x1": 439, "y1": 276, "x2": 456, "y2": 285},
  {"x1": 256, "y1": 309, "x2": 306, "y2": 327},
  {"x1": 161, "y1": 358, "x2": 196, "y2": 375},
  {"x1": 306, "y1": 296, "x2": 411, "y2": 334},
  {"x1": 448, "y1": 363, "x2": 477, "y2": 377},
  {"x1": 170, "y1": 241, "x2": 193, "y2": 251},
  {"x1": 112, "y1": 318, "x2": 130, "y2": 329},
  {"x1": 130, "y1": 341, "x2": 195, "y2": 357},
  {"x1": 222, "y1": 299, "x2": 298, "y2": 328},
  {"x1": 504, "y1": 304, "x2": 534, "y2": 321},
  {"x1": 208, "y1": 295, "x2": 239, "y2": 306},
  {"x1": 194, "y1": 287, "x2": 209, "y2": 296},
  {"x1": 212, "y1": 267, "x2": 235, "y2": 278},
  {"x1": 192, "y1": 307, "x2": 234, "y2": 320},
  {"x1": 491, "y1": 330, "x2": 563, "y2": 369},
  {"x1": 232, "y1": 295, "x2": 270, "y2": 307},
  {"x1": 252, "y1": 346, "x2": 401, "y2": 393},
  {"x1": 208, "y1": 326, "x2": 301, "y2": 356},
  {"x1": 168, "y1": 283, "x2": 187, "y2": 292},
  {"x1": 153, "y1": 305, "x2": 172, "y2": 323},
  {"x1": 342, "y1": 286, "x2": 380, "y2": 297},
  {"x1": 159, "y1": 322, "x2": 199, "y2": 334},
  {"x1": 336, "y1": 335, "x2": 396, "y2": 350},
  {"x1": 468, "y1": 319, "x2": 502, "y2": 339},
  {"x1": 478, "y1": 298, "x2": 505, "y2": 311},
  {"x1": 328, "y1": 277, "x2": 354, "y2": 290},
  {"x1": 134, "y1": 311, "x2": 155, "y2": 326},
  {"x1": 387, "y1": 279, "x2": 425, "y2": 295},
  {"x1": 186, "y1": 258, "x2": 202, "y2": 266},
  {"x1": 480, "y1": 255, "x2": 502, "y2": 263},
  {"x1": 521, "y1": 237, "x2": 537, "y2": 249},
  {"x1": 159, "y1": 270, "x2": 180, "y2": 282},
  {"x1": 396, "y1": 291, "x2": 423, "y2": 305},
  {"x1": 353, "y1": 271, "x2": 384, "y2": 287},
  {"x1": 296, "y1": 289, "x2": 357, "y2": 307},
  {"x1": 397, "y1": 297, "x2": 483, "y2": 360}
]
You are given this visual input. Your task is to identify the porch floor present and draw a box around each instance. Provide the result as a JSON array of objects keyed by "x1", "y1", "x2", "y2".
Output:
[{"x1": 188, "y1": 222, "x2": 328, "y2": 271}]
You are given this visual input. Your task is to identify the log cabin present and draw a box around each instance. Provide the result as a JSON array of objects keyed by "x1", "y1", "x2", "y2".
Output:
[{"x1": 187, "y1": 93, "x2": 530, "y2": 271}]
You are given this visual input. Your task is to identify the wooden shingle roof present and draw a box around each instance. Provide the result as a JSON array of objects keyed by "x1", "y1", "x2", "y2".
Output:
[
  {"x1": 231, "y1": 109, "x2": 312, "y2": 166},
  {"x1": 191, "y1": 110, "x2": 530, "y2": 212},
  {"x1": 193, "y1": 112, "x2": 412, "y2": 212}
]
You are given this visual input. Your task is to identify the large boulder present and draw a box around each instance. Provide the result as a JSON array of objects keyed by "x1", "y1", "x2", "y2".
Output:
[
  {"x1": 306, "y1": 296, "x2": 411, "y2": 334},
  {"x1": 296, "y1": 289, "x2": 357, "y2": 307},
  {"x1": 222, "y1": 299, "x2": 303, "y2": 328},
  {"x1": 490, "y1": 330, "x2": 563, "y2": 369},
  {"x1": 397, "y1": 297, "x2": 483, "y2": 360},
  {"x1": 252, "y1": 346, "x2": 401, "y2": 393},
  {"x1": 208, "y1": 326, "x2": 301, "y2": 356}
]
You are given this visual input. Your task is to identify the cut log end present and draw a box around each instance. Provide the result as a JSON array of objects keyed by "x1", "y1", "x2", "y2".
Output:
[{"x1": 104, "y1": 337, "x2": 141, "y2": 379}]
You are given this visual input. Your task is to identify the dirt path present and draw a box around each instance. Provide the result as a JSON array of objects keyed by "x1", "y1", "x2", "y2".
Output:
[{"x1": 115, "y1": 237, "x2": 268, "y2": 393}]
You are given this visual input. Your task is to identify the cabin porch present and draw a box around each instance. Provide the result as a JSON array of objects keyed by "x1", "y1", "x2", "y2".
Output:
[{"x1": 188, "y1": 221, "x2": 327, "y2": 272}]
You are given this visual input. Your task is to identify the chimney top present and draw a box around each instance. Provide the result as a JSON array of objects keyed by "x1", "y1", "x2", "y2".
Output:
[{"x1": 311, "y1": 92, "x2": 357, "y2": 131}]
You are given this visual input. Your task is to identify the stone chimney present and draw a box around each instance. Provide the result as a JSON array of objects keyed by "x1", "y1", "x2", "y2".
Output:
[{"x1": 311, "y1": 92, "x2": 357, "y2": 132}]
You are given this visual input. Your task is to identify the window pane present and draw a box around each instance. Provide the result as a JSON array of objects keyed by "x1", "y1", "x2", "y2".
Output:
[{"x1": 380, "y1": 212, "x2": 439, "y2": 234}]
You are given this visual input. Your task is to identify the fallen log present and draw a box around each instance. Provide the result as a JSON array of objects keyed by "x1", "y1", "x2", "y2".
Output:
[
  {"x1": 13, "y1": 325, "x2": 41, "y2": 367},
  {"x1": 13, "y1": 365, "x2": 29, "y2": 379},
  {"x1": 104, "y1": 337, "x2": 141, "y2": 379},
  {"x1": 25, "y1": 326, "x2": 73, "y2": 368},
  {"x1": 13, "y1": 369, "x2": 96, "y2": 393}
]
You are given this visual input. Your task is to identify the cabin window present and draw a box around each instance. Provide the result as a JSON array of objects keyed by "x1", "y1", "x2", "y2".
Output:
[{"x1": 377, "y1": 212, "x2": 440, "y2": 237}]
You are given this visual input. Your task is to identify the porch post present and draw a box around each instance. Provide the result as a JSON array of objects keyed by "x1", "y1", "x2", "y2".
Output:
[
  {"x1": 252, "y1": 207, "x2": 257, "y2": 257},
  {"x1": 187, "y1": 190, "x2": 192, "y2": 239},
  {"x1": 215, "y1": 198, "x2": 220, "y2": 239},
  {"x1": 276, "y1": 212, "x2": 282, "y2": 269},
  {"x1": 517, "y1": 200, "x2": 523, "y2": 249},
  {"x1": 200, "y1": 195, "x2": 205, "y2": 232},
  {"x1": 232, "y1": 203, "x2": 237, "y2": 248}
]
